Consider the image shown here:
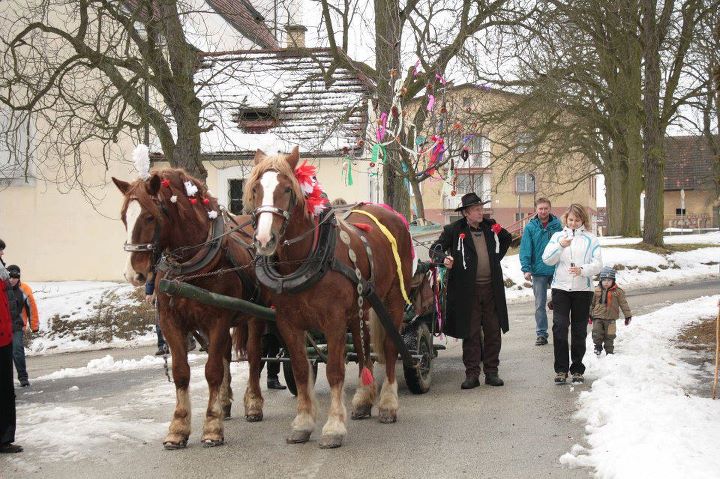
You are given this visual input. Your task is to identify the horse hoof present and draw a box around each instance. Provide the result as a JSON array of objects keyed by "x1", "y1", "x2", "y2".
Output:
[
  {"x1": 286, "y1": 430, "x2": 312, "y2": 444},
  {"x1": 378, "y1": 409, "x2": 397, "y2": 424},
  {"x1": 201, "y1": 438, "x2": 225, "y2": 448},
  {"x1": 245, "y1": 413, "x2": 263, "y2": 422},
  {"x1": 223, "y1": 405, "x2": 232, "y2": 420},
  {"x1": 163, "y1": 438, "x2": 188, "y2": 450},
  {"x1": 319, "y1": 434, "x2": 344, "y2": 449},
  {"x1": 350, "y1": 405, "x2": 372, "y2": 420}
]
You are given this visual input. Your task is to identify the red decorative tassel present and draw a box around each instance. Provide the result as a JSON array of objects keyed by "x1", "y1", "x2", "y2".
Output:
[
  {"x1": 161, "y1": 179, "x2": 171, "y2": 188},
  {"x1": 202, "y1": 198, "x2": 210, "y2": 205},
  {"x1": 352, "y1": 223, "x2": 373, "y2": 233},
  {"x1": 361, "y1": 367, "x2": 374, "y2": 386},
  {"x1": 189, "y1": 198, "x2": 197, "y2": 205}
]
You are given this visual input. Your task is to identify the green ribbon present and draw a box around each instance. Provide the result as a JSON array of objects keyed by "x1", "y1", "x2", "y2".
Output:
[
  {"x1": 371, "y1": 143, "x2": 387, "y2": 164},
  {"x1": 343, "y1": 156, "x2": 353, "y2": 186}
]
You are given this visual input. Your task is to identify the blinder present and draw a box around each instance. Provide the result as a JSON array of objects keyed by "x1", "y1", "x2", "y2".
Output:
[{"x1": 123, "y1": 196, "x2": 170, "y2": 263}]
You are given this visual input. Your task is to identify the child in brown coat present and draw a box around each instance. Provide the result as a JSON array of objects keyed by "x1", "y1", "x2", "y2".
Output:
[{"x1": 590, "y1": 267, "x2": 632, "y2": 355}]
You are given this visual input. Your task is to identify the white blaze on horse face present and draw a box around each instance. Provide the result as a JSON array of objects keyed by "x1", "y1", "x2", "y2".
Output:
[
  {"x1": 124, "y1": 200, "x2": 142, "y2": 282},
  {"x1": 255, "y1": 171, "x2": 280, "y2": 248}
]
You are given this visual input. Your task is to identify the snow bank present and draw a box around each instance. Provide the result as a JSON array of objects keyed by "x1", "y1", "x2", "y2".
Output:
[
  {"x1": 561, "y1": 296, "x2": 720, "y2": 478},
  {"x1": 36, "y1": 354, "x2": 202, "y2": 381},
  {"x1": 28, "y1": 281, "x2": 138, "y2": 331},
  {"x1": 502, "y1": 246, "x2": 719, "y2": 302},
  {"x1": 599, "y1": 231, "x2": 720, "y2": 246}
]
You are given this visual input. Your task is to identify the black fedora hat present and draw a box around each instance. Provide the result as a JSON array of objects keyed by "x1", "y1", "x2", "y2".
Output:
[{"x1": 454, "y1": 192, "x2": 490, "y2": 211}]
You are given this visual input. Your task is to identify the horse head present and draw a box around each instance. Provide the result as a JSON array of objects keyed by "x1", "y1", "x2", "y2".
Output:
[
  {"x1": 112, "y1": 169, "x2": 215, "y2": 286},
  {"x1": 244, "y1": 146, "x2": 305, "y2": 256}
]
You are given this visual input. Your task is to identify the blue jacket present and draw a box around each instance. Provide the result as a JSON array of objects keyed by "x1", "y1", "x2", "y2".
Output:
[{"x1": 519, "y1": 214, "x2": 562, "y2": 276}]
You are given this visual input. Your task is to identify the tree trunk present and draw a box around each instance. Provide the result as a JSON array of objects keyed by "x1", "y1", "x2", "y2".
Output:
[
  {"x1": 620, "y1": 127, "x2": 644, "y2": 237},
  {"x1": 375, "y1": 0, "x2": 408, "y2": 217},
  {"x1": 641, "y1": 0, "x2": 665, "y2": 247},
  {"x1": 604, "y1": 165, "x2": 623, "y2": 236}
]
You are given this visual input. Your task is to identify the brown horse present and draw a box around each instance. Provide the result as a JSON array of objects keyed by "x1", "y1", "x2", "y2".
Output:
[
  {"x1": 244, "y1": 147, "x2": 414, "y2": 448},
  {"x1": 112, "y1": 169, "x2": 266, "y2": 449}
]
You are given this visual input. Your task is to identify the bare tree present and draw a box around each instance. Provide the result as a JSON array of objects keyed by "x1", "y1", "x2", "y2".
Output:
[
  {"x1": 0, "y1": 0, "x2": 218, "y2": 184},
  {"x1": 316, "y1": 0, "x2": 527, "y2": 218}
]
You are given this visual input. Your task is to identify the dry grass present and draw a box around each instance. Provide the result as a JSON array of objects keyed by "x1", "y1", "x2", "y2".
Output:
[{"x1": 677, "y1": 316, "x2": 718, "y2": 353}]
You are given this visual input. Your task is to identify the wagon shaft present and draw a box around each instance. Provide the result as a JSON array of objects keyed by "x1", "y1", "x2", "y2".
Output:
[{"x1": 158, "y1": 279, "x2": 276, "y2": 321}]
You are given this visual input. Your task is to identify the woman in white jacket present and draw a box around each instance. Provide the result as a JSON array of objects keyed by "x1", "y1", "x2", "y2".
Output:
[{"x1": 542, "y1": 204, "x2": 602, "y2": 384}]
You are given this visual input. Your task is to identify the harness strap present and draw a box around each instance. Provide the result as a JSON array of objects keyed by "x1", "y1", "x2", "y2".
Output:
[
  {"x1": 330, "y1": 257, "x2": 415, "y2": 368},
  {"x1": 350, "y1": 210, "x2": 411, "y2": 305},
  {"x1": 157, "y1": 215, "x2": 225, "y2": 277}
]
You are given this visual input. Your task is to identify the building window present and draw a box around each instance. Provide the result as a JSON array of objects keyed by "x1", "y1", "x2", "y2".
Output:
[
  {"x1": 675, "y1": 208, "x2": 686, "y2": 215},
  {"x1": 457, "y1": 173, "x2": 483, "y2": 196},
  {"x1": 234, "y1": 106, "x2": 277, "y2": 134},
  {"x1": 467, "y1": 135, "x2": 490, "y2": 168},
  {"x1": 515, "y1": 212, "x2": 528, "y2": 222},
  {"x1": 515, "y1": 173, "x2": 535, "y2": 194},
  {"x1": 0, "y1": 107, "x2": 31, "y2": 181},
  {"x1": 228, "y1": 179, "x2": 245, "y2": 214},
  {"x1": 590, "y1": 175, "x2": 596, "y2": 198},
  {"x1": 515, "y1": 132, "x2": 534, "y2": 153}
]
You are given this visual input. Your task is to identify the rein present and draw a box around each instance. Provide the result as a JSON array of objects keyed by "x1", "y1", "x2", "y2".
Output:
[{"x1": 157, "y1": 214, "x2": 226, "y2": 278}]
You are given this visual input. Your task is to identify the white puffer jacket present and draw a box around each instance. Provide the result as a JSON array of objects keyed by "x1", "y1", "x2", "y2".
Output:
[{"x1": 542, "y1": 226, "x2": 602, "y2": 292}]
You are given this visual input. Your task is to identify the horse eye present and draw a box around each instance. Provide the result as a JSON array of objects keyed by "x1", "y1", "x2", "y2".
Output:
[
  {"x1": 145, "y1": 216, "x2": 155, "y2": 223},
  {"x1": 285, "y1": 187, "x2": 291, "y2": 193}
]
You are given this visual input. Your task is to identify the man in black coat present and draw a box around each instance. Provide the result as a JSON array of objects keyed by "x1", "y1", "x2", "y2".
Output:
[{"x1": 431, "y1": 192, "x2": 512, "y2": 389}]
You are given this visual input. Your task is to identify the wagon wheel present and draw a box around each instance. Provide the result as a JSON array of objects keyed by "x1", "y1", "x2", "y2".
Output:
[
  {"x1": 403, "y1": 323, "x2": 432, "y2": 394},
  {"x1": 282, "y1": 359, "x2": 319, "y2": 397}
]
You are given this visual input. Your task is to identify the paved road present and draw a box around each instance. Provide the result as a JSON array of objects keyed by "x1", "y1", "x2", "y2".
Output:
[{"x1": 3, "y1": 279, "x2": 718, "y2": 478}]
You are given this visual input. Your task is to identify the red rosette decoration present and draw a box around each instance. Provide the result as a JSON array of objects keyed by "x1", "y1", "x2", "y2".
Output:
[
  {"x1": 161, "y1": 178, "x2": 171, "y2": 188},
  {"x1": 491, "y1": 223, "x2": 502, "y2": 253}
]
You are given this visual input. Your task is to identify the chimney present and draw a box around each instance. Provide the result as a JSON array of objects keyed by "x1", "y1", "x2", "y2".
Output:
[{"x1": 285, "y1": 24, "x2": 307, "y2": 48}]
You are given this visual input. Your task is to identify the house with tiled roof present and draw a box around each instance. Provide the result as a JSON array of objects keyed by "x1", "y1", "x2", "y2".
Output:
[
  {"x1": 663, "y1": 135, "x2": 719, "y2": 229},
  {"x1": 0, "y1": 1, "x2": 375, "y2": 280}
]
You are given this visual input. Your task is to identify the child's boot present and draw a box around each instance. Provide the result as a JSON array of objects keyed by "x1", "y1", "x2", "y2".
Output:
[{"x1": 594, "y1": 343, "x2": 603, "y2": 356}]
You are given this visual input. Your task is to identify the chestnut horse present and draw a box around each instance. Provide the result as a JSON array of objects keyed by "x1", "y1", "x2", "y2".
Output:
[
  {"x1": 244, "y1": 147, "x2": 414, "y2": 448},
  {"x1": 112, "y1": 169, "x2": 266, "y2": 449}
]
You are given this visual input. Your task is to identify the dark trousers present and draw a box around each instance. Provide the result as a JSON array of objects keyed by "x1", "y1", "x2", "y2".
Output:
[
  {"x1": 12, "y1": 330, "x2": 28, "y2": 383},
  {"x1": 552, "y1": 289, "x2": 593, "y2": 374},
  {"x1": 0, "y1": 344, "x2": 16, "y2": 445},
  {"x1": 462, "y1": 285, "x2": 501, "y2": 377},
  {"x1": 261, "y1": 333, "x2": 281, "y2": 379}
]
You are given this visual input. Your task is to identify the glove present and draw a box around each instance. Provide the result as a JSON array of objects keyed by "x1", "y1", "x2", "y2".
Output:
[
  {"x1": 625, "y1": 317, "x2": 632, "y2": 326},
  {"x1": 588, "y1": 317, "x2": 593, "y2": 325},
  {"x1": 547, "y1": 301, "x2": 553, "y2": 311}
]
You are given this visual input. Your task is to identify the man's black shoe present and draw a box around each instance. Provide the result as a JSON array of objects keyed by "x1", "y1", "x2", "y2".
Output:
[
  {"x1": 535, "y1": 336, "x2": 548, "y2": 346},
  {"x1": 155, "y1": 345, "x2": 169, "y2": 356},
  {"x1": 19, "y1": 379, "x2": 29, "y2": 387},
  {"x1": 484, "y1": 373, "x2": 504, "y2": 386},
  {"x1": 0, "y1": 443, "x2": 23, "y2": 453},
  {"x1": 267, "y1": 377, "x2": 286, "y2": 390},
  {"x1": 460, "y1": 376, "x2": 480, "y2": 389}
]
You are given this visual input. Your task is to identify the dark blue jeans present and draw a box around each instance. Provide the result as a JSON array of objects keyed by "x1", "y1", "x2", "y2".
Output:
[{"x1": 12, "y1": 330, "x2": 28, "y2": 383}]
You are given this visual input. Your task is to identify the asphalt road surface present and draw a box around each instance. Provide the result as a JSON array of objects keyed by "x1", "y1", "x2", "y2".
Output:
[{"x1": 3, "y1": 279, "x2": 718, "y2": 479}]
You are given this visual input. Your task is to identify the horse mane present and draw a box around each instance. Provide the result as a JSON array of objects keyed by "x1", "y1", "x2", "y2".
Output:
[
  {"x1": 242, "y1": 153, "x2": 307, "y2": 217},
  {"x1": 120, "y1": 168, "x2": 218, "y2": 225}
]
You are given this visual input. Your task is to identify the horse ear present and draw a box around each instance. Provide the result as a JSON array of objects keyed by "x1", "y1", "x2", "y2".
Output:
[
  {"x1": 112, "y1": 177, "x2": 130, "y2": 194},
  {"x1": 147, "y1": 174, "x2": 161, "y2": 196},
  {"x1": 254, "y1": 149, "x2": 267, "y2": 165},
  {"x1": 286, "y1": 146, "x2": 300, "y2": 170}
]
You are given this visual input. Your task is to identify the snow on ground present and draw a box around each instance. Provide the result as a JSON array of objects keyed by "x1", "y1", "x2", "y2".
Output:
[
  {"x1": 502, "y1": 233, "x2": 720, "y2": 302},
  {"x1": 35, "y1": 354, "x2": 203, "y2": 381},
  {"x1": 25, "y1": 281, "x2": 155, "y2": 355},
  {"x1": 599, "y1": 230, "x2": 720, "y2": 246},
  {"x1": 560, "y1": 295, "x2": 720, "y2": 478},
  {"x1": 11, "y1": 360, "x2": 250, "y2": 469}
]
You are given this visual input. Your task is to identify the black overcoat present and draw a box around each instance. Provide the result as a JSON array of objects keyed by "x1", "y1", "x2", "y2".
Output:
[{"x1": 430, "y1": 217, "x2": 512, "y2": 339}]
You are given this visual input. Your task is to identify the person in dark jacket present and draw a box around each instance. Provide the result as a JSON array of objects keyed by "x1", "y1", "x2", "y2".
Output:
[
  {"x1": 7, "y1": 265, "x2": 32, "y2": 387},
  {"x1": 430, "y1": 192, "x2": 512, "y2": 389},
  {"x1": 519, "y1": 198, "x2": 563, "y2": 346},
  {"x1": 0, "y1": 241, "x2": 23, "y2": 453}
]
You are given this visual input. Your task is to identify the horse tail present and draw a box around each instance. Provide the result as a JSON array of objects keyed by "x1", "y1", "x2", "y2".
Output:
[
  {"x1": 233, "y1": 320, "x2": 249, "y2": 360},
  {"x1": 369, "y1": 309, "x2": 386, "y2": 364}
]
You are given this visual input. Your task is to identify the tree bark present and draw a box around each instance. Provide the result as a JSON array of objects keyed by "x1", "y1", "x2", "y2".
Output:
[{"x1": 640, "y1": 0, "x2": 665, "y2": 247}]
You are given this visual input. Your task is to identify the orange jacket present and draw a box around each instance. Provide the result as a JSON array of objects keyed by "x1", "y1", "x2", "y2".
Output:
[{"x1": 19, "y1": 282, "x2": 39, "y2": 332}]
